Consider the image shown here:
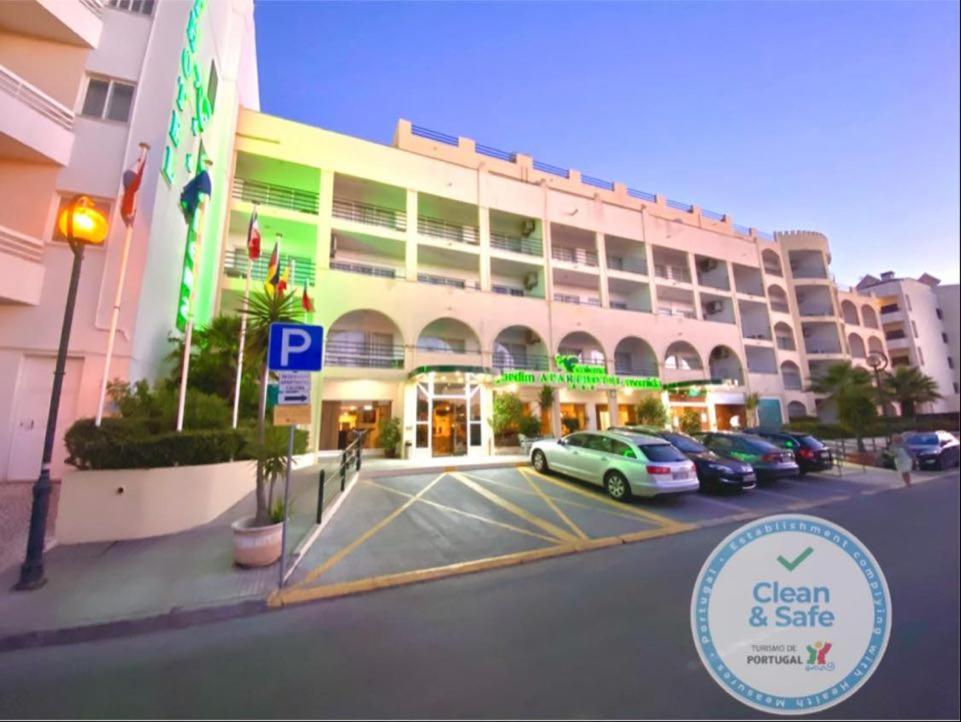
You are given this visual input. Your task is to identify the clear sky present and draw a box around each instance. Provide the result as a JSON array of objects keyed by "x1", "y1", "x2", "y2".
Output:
[{"x1": 255, "y1": 1, "x2": 960, "y2": 286}]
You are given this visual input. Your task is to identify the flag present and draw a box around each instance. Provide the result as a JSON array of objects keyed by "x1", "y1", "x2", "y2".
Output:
[
  {"x1": 301, "y1": 286, "x2": 314, "y2": 313},
  {"x1": 264, "y1": 241, "x2": 280, "y2": 294},
  {"x1": 277, "y1": 260, "x2": 292, "y2": 295},
  {"x1": 246, "y1": 207, "x2": 261, "y2": 260},
  {"x1": 179, "y1": 168, "x2": 212, "y2": 224},
  {"x1": 120, "y1": 151, "x2": 147, "y2": 226}
]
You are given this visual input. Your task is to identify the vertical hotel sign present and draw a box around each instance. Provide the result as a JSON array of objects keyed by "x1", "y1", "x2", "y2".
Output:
[{"x1": 162, "y1": 0, "x2": 214, "y2": 331}]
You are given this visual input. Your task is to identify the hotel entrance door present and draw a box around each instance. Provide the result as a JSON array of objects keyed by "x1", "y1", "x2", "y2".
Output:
[{"x1": 432, "y1": 399, "x2": 467, "y2": 456}]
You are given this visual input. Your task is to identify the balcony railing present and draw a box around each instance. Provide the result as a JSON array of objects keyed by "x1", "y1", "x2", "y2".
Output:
[
  {"x1": 492, "y1": 352, "x2": 550, "y2": 371},
  {"x1": 552, "y1": 246, "x2": 599, "y2": 266},
  {"x1": 0, "y1": 64, "x2": 74, "y2": 130},
  {"x1": 418, "y1": 272, "x2": 479, "y2": 290},
  {"x1": 416, "y1": 341, "x2": 481, "y2": 355},
  {"x1": 764, "y1": 264, "x2": 784, "y2": 277},
  {"x1": 657, "y1": 307, "x2": 697, "y2": 319},
  {"x1": 332, "y1": 198, "x2": 406, "y2": 231},
  {"x1": 770, "y1": 301, "x2": 790, "y2": 313},
  {"x1": 325, "y1": 340, "x2": 405, "y2": 369},
  {"x1": 0, "y1": 224, "x2": 44, "y2": 263},
  {"x1": 791, "y1": 267, "x2": 829, "y2": 280},
  {"x1": 492, "y1": 284, "x2": 530, "y2": 297},
  {"x1": 799, "y1": 307, "x2": 834, "y2": 317},
  {"x1": 782, "y1": 373, "x2": 803, "y2": 390},
  {"x1": 614, "y1": 361, "x2": 658, "y2": 376},
  {"x1": 606, "y1": 255, "x2": 648, "y2": 275},
  {"x1": 805, "y1": 347, "x2": 843, "y2": 356},
  {"x1": 224, "y1": 248, "x2": 315, "y2": 286},
  {"x1": 654, "y1": 264, "x2": 692, "y2": 283},
  {"x1": 553, "y1": 293, "x2": 601, "y2": 306},
  {"x1": 232, "y1": 178, "x2": 319, "y2": 215},
  {"x1": 776, "y1": 337, "x2": 796, "y2": 351},
  {"x1": 417, "y1": 215, "x2": 479, "y2": 245},
  {"x1": 490, "y1": 231, "x2": 543, "y2": 257},
  {"x1": 330, "y1": 260, "x2": 398, "y2": 279},
  {"x1": 880, "y1": 304, "x2": 900, "y2": 315},
  {"x1": 80, "y1": 0, "x2": 105, "y2": 16}
]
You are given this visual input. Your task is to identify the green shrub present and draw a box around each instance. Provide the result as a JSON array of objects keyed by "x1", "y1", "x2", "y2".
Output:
[
  {"x1": 635, "y1": 396, "x2": 668, "y2": 428},
  {"x1": 377, "y1": 417, "x2": 402, "y2": 453},
  {"x1": 518, "y1": 414, "x2": 542, "y2": 437},
  {"x1": 561, "y1": 416, "x2": 581, "y2": 434},
  {"x1": 678, "y1": 408, "x2": 702, "y2": 435}
]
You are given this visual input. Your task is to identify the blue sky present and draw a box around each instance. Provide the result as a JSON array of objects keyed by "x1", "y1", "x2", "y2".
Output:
[{"x1": 255, "y1": 1, "x2": 960, "y2": 285}]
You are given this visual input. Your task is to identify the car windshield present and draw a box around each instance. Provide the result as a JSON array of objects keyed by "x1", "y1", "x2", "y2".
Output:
[
  {"x1": 740, "y1": 436, "x2": 781, "y2": 453},
  {"x1": 662, "y1": 433, "x2": 706, "y2": 454},
  {"x1": 906, "y1": 433, "x2": 938, "y2": 446},
  {"x1": 797, "y1": 435, "x2": 826, "y2": 449},
  {"x1": 641, "y1": 444, "x2": 688, "y2": 462}
]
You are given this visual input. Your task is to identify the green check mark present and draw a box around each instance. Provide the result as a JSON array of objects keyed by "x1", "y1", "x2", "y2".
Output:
[{"x1": 777, "y1": 546, "x2": 814, "y2": 572}]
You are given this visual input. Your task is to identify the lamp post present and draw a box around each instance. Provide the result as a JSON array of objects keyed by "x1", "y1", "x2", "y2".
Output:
[
  {"x1": 867, "y1": 351, "x2": 891, "y2": 443},
  {"x1": 15, "y1": 196, "x2": 108, "y2": 590}
]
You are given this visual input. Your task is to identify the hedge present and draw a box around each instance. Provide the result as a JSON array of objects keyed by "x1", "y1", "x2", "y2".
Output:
[
  {"x1": 784, "y1": 416, "x2": 956, "y2": 439},
  {"x1": 65, "y1": 418, "x2": 308, "y2": 471}
]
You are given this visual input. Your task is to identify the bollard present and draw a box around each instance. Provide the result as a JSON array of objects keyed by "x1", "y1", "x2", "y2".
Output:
[
  {"x1": 316, "y1": 469, "x2": 326, "y2": 524},
  {"x1": 340, "y1": 450, "x2": 348, "y2": 491},
  {"x1": 356, "y1": 443, "x2": 362, "y2": 471}
]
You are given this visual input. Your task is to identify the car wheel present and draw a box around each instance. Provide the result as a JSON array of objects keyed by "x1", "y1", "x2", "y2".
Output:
[
  {"x1": 531, "y1": 450, "x2": 549, "y2": 473},
  {"x1": 605, "y1": 470, "x2": 631, "y2": 502}
]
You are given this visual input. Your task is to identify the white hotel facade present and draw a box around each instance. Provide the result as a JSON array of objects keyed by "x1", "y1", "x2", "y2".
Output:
[{"x1": 0, "y1": 0, "x2": 900, "y2": 477}]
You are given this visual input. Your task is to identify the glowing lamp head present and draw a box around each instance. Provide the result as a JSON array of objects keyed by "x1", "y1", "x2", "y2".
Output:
[{"x1": 58, "y1": 196, "x2": 108, "y2": 245}]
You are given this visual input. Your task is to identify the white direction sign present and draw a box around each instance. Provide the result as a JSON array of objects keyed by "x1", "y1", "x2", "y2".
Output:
[{"x1": 277, "y1": 372, "x2": 311, "y2": 406}]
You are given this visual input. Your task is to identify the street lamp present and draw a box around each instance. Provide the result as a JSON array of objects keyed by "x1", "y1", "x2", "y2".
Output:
[
  {"x1": 15, "y1": 196, "x2": 108, "y2": 591},
  {"x1": 866, "y1": 351, "x2": 891, "y2": 443}
]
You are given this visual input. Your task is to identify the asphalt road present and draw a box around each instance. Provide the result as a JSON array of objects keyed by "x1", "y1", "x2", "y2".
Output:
[{"x1": 1, "y1": 474, "x2": 958, "y2": 719}]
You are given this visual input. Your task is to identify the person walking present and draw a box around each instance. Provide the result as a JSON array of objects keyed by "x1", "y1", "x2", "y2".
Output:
[{"x1": 891, "y1": 433, "x2": 913, "y2": 487}]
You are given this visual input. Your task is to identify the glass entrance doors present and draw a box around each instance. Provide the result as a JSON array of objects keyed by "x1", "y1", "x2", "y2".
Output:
[
  {"x1": 432, "y1": 399, "x2": 467, "y2": 456},
  {"x1": 415, "y1": 374, "x2": 484, "y2": 457}
]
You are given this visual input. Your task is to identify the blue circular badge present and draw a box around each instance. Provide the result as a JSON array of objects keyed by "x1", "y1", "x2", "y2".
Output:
[{"x1": 690, "y1": 514, "x2": 891, "y2": 715}]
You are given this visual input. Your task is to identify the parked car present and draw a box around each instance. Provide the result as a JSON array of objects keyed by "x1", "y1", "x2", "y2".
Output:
[
  {"x1": 697, "y1": 432, "x2": 799, "y2": 482},
  {"x1": 881, "y1": 431, "x2": 961, "y2": 471},
  {"x1": 610, "y1": 427, "x2": 756, "y2": 493},
  {"x1": 744, "y1": 429, "x2": 833, "y2": 476},
  {"x1": 529, "y1": 430, "x2": 698, "y2": 501}
]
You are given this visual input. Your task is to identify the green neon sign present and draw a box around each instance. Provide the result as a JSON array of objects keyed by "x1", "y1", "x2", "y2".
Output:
[{"x1": 494, "y1": 355, "x2": 662, "y2": 392}]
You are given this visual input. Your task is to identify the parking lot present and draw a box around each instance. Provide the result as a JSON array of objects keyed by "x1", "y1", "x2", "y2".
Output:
[{"x1": 272, "y1": 461, "x2": 953, "y2": 607}]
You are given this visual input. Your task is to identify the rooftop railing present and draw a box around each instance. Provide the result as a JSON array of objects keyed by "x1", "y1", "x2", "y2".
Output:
[
  {"x1": 532, "y1": 160, "x2": 570, "y2": 178},
  {"x1": 582, "y1": 175, "x2": 614, "y2": 191},
  {"x1": 702, "y1": 209, "x2": 725, "y2": 222},
  {"x1": 332, "y1": 198, "x2": 406, "y2": 231},
  {"x1": 232, "y1": 178, "x2": 319, "y2": 215},
  {"x1": 627, "y1": 188, "x2": 657, "y2": 202},
  {"x1": 667, "y1": 199, "x2": 694, "y2": 213}
]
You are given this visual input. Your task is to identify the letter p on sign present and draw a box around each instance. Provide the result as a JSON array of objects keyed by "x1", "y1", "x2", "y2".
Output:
[{"x1": 268, "y1": 323, "x2": 324, "y2": 372}]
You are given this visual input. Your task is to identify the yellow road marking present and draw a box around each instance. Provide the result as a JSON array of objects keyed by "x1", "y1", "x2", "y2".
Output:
[
  {"x1": 448, "y1": 472, "x2": 579, "y2": 543},
  {"x1": 365, "y1": 479, "x2": 560, "y2": 544},
  {"x1": 521, "y1": 471, "x2": 589, "y2": 540},
  {"x1": 459, "y1": 471, "x2": 650, "y2": 523},
  {"x1": 519, "y1": 466, "x2": 681, "y2": 528},
  {"x1": 297, "y1": 472, "x2": 448, "y2": 586}
]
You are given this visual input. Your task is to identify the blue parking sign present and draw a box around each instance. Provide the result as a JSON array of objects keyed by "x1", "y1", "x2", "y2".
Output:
[{"x1": 268, "y1": 323, "x2": 324, "y2": 372}]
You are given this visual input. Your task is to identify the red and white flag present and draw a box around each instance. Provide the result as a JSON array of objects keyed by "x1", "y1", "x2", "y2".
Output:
[
  {"x1": 120, "y1": 149, "x2": 147, "y2": 227},
  {"x1": 301, "y1": 286, "x2": 315, "y2": 313},
  {"x1": 246, "y1": 207, "x2": 261, "y2": 260}
]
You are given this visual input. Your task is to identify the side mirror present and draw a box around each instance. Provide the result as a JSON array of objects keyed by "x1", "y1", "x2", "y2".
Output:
[{"x1": 557, "y1": 438, "x2": 568, "y2": 447}]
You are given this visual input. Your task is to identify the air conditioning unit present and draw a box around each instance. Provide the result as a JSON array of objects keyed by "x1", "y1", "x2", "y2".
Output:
[
  {"x1": 523, "y1": 272, "x2": 539, "y2": 290},
  {"x1": 704, "y1": 300, "x2": 724, "y2": 315},
  {"x1": 698, "y1": 258, "x2": 718, "y2": 273},
  {"x1": 522, "y1": 219, "x2": 536, "y2": 237}
]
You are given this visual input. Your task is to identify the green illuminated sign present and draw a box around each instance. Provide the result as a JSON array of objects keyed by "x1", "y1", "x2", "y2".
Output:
[{"x1": 494, "y1": 354, "x2": 662, "y2": 392}]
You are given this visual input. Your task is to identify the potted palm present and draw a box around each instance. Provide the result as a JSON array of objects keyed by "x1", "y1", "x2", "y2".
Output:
[
  {"x1": 378, "y1": 416, "x2": 402, "y2": 458},
  {"x1": 230, "y1": 288, "x2": 302, "y2": 567}
]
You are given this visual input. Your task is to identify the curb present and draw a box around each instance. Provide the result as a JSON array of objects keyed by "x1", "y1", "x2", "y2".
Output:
[{"x1": 0, "y1": 597, "x2": 268, "y2": 654}]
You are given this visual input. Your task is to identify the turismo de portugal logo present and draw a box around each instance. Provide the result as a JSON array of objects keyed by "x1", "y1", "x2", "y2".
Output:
[{"x1": 690, "y1": 514, "x2": 891, "y2": 715}]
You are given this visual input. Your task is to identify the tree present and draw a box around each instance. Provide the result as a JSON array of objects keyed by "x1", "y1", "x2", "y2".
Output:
[
  {"x1": 635, "y1": 395, "x2": 669, "y2": 428},
  {"x1": 745, "y1": 393, "x2": 761, "y2": 428},
  {"x1": 491, "y1": 392, "x2": 526, "y2": 437},
  {"x1": 678, "y1": 408, "x2": 702, "y2": 435},
  {"x1": 883, "y1": 366, "x2": 942, "y2": 419},
  {"x1": 808, "y1": 362, "x2": 875, "y2": 452},
  {"x1": 538, "y1": 385, "x2": 556, "y2": 434},
  {"x1": 240, "y1": 289, "x2": 303, "y2": 526}
]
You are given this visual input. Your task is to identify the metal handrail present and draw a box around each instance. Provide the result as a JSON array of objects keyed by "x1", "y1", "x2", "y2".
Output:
[
  {"x1": 332, "y1": 198, "x2": 406, "y2": 231},
  {"x1": 232, "y1": 178, "x2": 319, "y2": 214},
  {"x1": 417, "y1": 215, "x2": 479, "y2": 245},
  {"x1": 490, "y1": 231, "x2": 543, "y2": 256},
  {"x1": 0, "y1": 64, "x2": 74, "y2": 130}
]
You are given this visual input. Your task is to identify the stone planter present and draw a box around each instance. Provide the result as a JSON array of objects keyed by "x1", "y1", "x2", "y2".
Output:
[{"x1": 231, "y1": 515, "x2": 283, "y2": 567}]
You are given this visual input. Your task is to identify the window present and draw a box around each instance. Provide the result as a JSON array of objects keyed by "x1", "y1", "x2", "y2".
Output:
[
  {"x1": 905, "y1": 295, "x2": 912, "y2": 311},
  {"x1": 911, "y1": 321, "x2": 919, "y2": 338},
  {"x1": 207, "y1": 61, "x2": 219, "y2": 112},
  {"x1": 80, "y1": 77, "x2": 135, "y2": 123},
  {"x1": 954, "y1": 382, "x2": 959, "y2": 394},
  {"x1": 949, "y1": 357, "x2": 955, "y2": 370},
  {"x1": 936, "y1": 308, "x2": 944, "y2": 320},
  {"x1": 107, "y1": 0, "x2": 155, "y2": 16},
  {"x1": 52, "y1": 194, "x2": 112, "y2": 243},
  {"x1": 918, "y1": 347, "x2": 925, "y2": 365},
  {"x1": 943, "y1": 333, "x2": 949, "y2": 344}
]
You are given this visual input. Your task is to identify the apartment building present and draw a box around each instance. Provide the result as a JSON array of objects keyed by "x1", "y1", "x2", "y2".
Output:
[
  {"x1": 0, "y1": 0, "x2": 259, "y2": 482},
  {"x1": 216, "y1": 113, "x2": 885, "y2": 457},
  {"x1": 857, "y1": 272, "x2": 961, "y2": 413}
]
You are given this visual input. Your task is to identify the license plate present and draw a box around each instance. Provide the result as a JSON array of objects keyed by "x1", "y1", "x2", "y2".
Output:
[
  {"x1": 744, "y1": 474, "x2": 756, "y2": 482},
  {"x1": 673, "y1": 470, "x2": 692, "y2": 480}
]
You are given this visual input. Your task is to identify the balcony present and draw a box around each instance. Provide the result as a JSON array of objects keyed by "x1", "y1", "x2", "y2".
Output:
[
  {"x1": 324, "y1": 339, "x2": 405, "y2": 369},
  {"x1": 553, "y1": 292, "x2": 601, "y2": 306},
  {"x1": 492, "y1": 351, "x2": 550, "y2": 371},
  {"x1": 490, "y1": 230, "x2": 543, "y2": 257},
  {"x1": 330, "y1": 259, "x2": 399, "y2": 279},
  {"x1": 614, "y1": 360, "x2": 658, "y2": 376},
  {"x1": 770, "y1": 300, "x2": 790, "y2": 314},
  {"x1": 223, "y1": 248, "x2": 316, "y2": 287},
  {"x1": 418, "y1": 272, "x2": 480, "y2": 290},
  {"x1": 782, "y1": 372, "x2": 803, "y2": 391},
  {"x1": 0, "y1": 224, "x2": 45, "y2": 304},
  {"x1": 0, "y1": 1, "x2": 103, "y2": 48},
  {"x1": 656, "y1": 307, "x2": 697, "y2": 320},
  {"x1": 417, "y1": 214, "x2": 478, "y2": 246},
  {"x1": 232, "y1": 178, "x2": 319, "y2": 215},
  {"x1": 552, "y1": 246, "x2": 599, "y2": 267},
  {"x1": 332, "y1": 198, "x2": 406, "y2": 232},
  {"x1": 0, "y1": 64, "x2": 74, "y2": 165},
  {"x1": 776, "y1": 336, "x2": 797, "y2": 351},
  {"x1": 654, "y1": 264, "x2": 692, "y2": 284},
  {"x1": 607, "y1": 254, "x2": 648, "y2": 275},
  {"x1": 799, "y1": 306, "x2": 835, "y2": 318}
]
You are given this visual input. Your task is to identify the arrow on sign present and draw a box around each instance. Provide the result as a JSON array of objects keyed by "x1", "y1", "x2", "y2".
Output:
[{"x1": 282, "y1": 394, "x2": 310, "y2": 404}]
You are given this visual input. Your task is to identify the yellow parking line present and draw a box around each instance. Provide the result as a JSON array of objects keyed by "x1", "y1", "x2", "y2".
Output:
[
  {"x1": 521, "y1": 471, "x2": 589, "y2": 540},
  {"x1": 519, "y1": 466, "x2": 681, "y2": 528},
  {"x1": 448, "y1": 472, "x2": 580, "y2": 543},
  {"x1": 365, "y1": 479, "x2": 560, "y2": 544},
  {"x1": 297, "y1": 472, "x2": 448, "y2": 587}
]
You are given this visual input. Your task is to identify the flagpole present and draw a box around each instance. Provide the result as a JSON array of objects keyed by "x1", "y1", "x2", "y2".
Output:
[
  {"x1": 95, "y1": 142, "x2": 149, "y2": 427},
  {"x1": 232, "y1": 256, "x2": 252, "y2": 428},
  {"x1": 176, "y1": 159, "x2": 213, "y2": 432}
]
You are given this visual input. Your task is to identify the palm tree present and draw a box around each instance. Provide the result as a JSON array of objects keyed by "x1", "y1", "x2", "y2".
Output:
[
  {"x1": 808, "y1": 361, "x2": 876, "y2": 451},
  {"x1": 241, "y1": 288, "x2": 302, "y2": 526},
  {"x1": 745, "y1": 392, "x2": 761, "y2": 428},
  {"x1": 883, "y1": 366, "x2": 942, "y2": 419}
]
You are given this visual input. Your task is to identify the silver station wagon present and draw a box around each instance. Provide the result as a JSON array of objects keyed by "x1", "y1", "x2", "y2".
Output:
[{"x1": 529, "y1": 430, "x2": 699, "y2": 501}]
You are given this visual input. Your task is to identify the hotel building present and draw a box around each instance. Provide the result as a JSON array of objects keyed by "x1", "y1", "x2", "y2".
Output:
[
  {"x1": 0, "y1": 0, "x2": 258, "y2": 482},
  {"x1": 216, "y1": 112, "x2": 888, "y2": 458},
  {"x1": 856, "y1": 272, "x2": 961, "y2": 413}
]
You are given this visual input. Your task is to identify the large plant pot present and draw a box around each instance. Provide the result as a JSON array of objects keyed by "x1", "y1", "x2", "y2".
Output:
[
  {"x1": 383, "y1": 447, "x2": 397, "y2": 459},
  {"x1": 231, "y1": 515, "x2": 283, "y2": 567}
]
